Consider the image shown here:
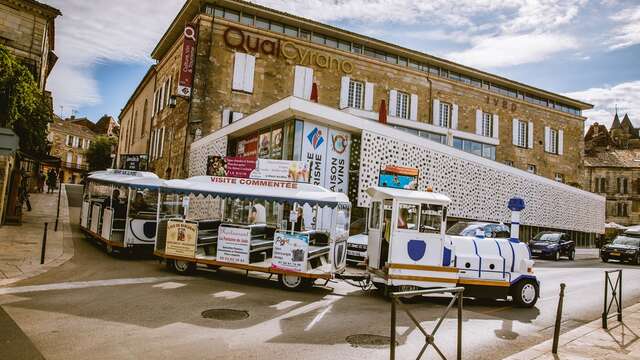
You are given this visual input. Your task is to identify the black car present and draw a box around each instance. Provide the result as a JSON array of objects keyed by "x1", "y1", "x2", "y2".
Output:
[
  {"x1": 529, "y1": 232, "x2": 575, "y2": 261},
  {"x1": 601, "y1": 235, "x2": 640, "y2": 264}
]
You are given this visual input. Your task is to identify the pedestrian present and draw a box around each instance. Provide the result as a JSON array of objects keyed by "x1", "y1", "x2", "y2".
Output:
[
  {"x1": 37, "y1": 171, "x2": 45, "y2": 193},
  {"x1": 19, "y1": 169, "x2": 31, "y2": 212},
  {"x1": 46, "y1": 169, "x2": 56, "y2": 193}
]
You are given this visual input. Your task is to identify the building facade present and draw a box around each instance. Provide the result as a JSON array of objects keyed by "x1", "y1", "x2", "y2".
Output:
[
  {"x1": 119, "y1": 0, "x2": 603, "y2": 242},
  {"x1": 585, "y1": 114, "x2": 640, "y2": 226}
]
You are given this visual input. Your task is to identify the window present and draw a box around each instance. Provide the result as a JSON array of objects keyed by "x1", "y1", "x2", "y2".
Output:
[
  {"x1": 527, "y1": 164, "x2": 537, "y2": 174},
  {"x1": 419, "y1": 204, "x2": 442, "y2": 234},
  {"x1": 284, "y1": 25, "x2": 297, "y2": 37},
  {"x1": 240, "y1": 14, "x2": 254, "y2": 26},
  {"x1": 223, "y1": 9, "x2": 239, "y2": 21},
  {"x1": 66, "y1": 152, "x2": 72, "y2": 163},
  {"x1": 482, "y1": 113, "x2": 493, "y2": 137},
  {"x1": 396, "y1": 91, "x2": 410, "y2": 119},
  {"x1": 555, "y1": 173, "x2": 565, "y2": 183},
  {"x1": 439, "y1": 102, "x2": 451, "y2": 128},
  {"x1": 618, "y1": 203, "x2": 629, "y2": 217},
  {"x1": 255, "y1": 17, "x2": 269, "y2": 29},
  {"x1": 514, "y1": 119, "x2": 529, "y2": 148},
  {"x1": 299, "y1": 29, "x2": 310, "y2": 41},
  {"x1": 452, "y1": 137, "x2": 496, "y2": 160},
  {"x1": 598, "y1": 178, "x2": 607, "y2": 193},
  {"x1": 77, "y1": 154, "x2": 83, "y2": 165},
  {"x1": 546, "y1": 127, "x2": 559, "y2": 154},
  {"x1": 269, "y1": 21, "x2": 284, "y2": 33},
  {"x1": 617, "y1": 177, "x2": 629, "y2": 194},
  {"x1": 338, "y1": 40, "x2": 351, "y2": 52},
  {"x1": 348, "y1": 80, "x2": 364, "y2": 109},
  {"x1": 369, "y1": 201, "x2": 381, "y2": 229},
  {"x1": 397, "y1": 203, "x2": 418, "y2": 230}
]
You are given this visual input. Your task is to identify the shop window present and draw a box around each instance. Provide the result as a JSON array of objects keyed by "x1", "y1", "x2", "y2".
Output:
[
  {"x1": 527, "y1": 164, "x2": 537, "y2": 174},
  {"x1": 397, "y1": 203, "x2": 418, "y2": 230},
  {"x1": 419, "y1": 204, "x2": 442, "y2": 234}
]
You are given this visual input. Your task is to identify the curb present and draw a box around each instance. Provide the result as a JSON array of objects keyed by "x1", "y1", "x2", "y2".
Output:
[{"x1": 0, "y1": 186, "x2": 75, "y2": 287}]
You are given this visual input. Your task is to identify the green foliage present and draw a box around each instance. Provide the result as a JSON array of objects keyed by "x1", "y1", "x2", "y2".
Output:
[
  {"x1": 85, "y1": 136, "x2": 116, "y2": 171},
  {"x1": 0, "y1": 44, "x2": 51, "y2": 154}
]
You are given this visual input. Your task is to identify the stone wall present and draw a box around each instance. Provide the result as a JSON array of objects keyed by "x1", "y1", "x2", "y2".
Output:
[{"x1": 585, "y1": 166, "x2": 640, "y2": 226}]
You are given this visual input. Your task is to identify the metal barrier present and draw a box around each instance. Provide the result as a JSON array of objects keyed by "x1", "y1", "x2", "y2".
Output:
[
  {"x1": 390, "y1": 287, "x2": 464, "y2": 360},
  {"x1": 602, "y1": 269, "x2": 622, "y2": 329}
]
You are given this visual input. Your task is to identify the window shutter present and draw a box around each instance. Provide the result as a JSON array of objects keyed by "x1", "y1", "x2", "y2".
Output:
[
  {"x1": 160, "y1": 127, "x2": 165, "y2": 157},
  {"x1": 432, "y1": 99, "x2": 440, "y2": 126},
  {"x1": 544, "y1": 126, "x2": 550, "y2": 152},
  {"x1": 558, "y1": 129, "x2": 564, "y2": 155},
  {"x1": 409, "y1": 94, "x2": 418, "y2": 121},
  {"x1": 339, "y1": 76, "x2": 350, "y2": 109},
  {"x1": 243, "y1": 54, "x2": 255, "y2": 93},
  {"x1": 512, "y1": 118, "x2": 518, "y2": 145},
  {"x1": 65, "y1": 135, "x2": 70, "y2": 146},
  {"x1": 527, "y1": 121, "x2": 534, "y2": 149},
  {"x1": 389, "y1": 90, "x2": 398, "y2": 117},
  {"x1": 232, "y1": 112, "x2": 244, "y2": 122},
  {"x1": 475, "y1": 109, "x2": 482, "y2": 135},
  {"x1": 364, "y1": 82, "x2": 374, "y2": 111},
  {"x1": 222, "y1": 109, "x2": 231, "y2": 127},
  {"x1": 149, "y1": 130, "x2": 154, "y2": 160},
  {"x1": 303, "y1": 67, "x2": 313, "y2": 100},
  {"x1": 492, "y1": 114, "x2": 499, "y2": 139},
  {"x1": 293, "y1": 65, "x2": 306, "y2": 98},
  {"x1": 232, "y1": 53, "x2": 246, "y2": 91},
  {"x1": 451, "y1": 104, "x2": 459, "y2": 129}
]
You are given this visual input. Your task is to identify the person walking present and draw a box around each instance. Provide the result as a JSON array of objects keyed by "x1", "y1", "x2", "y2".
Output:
[
  {"x1": 37, "y1": 171, "x2": 45, "y2": 193},
  {"x1": 47, "y1": 169, "x2": 57, "y2": 193}
]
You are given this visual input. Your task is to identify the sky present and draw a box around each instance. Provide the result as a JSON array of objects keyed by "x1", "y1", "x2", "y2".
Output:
[{"x1": 45, "y1": 0, "x2": 640, "y2": 130}]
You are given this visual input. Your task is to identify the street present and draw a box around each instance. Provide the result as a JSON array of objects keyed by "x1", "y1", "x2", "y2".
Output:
[{"x1": 0, "y1": 185, "x2": 637, "y2": 359}]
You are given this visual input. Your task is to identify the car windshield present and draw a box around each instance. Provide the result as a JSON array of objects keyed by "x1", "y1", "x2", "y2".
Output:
[
  {"x1": 612, "y1": 236, "x2": 640, "y2": 246},
  {"x1": 446, "y1": 222, "x2": 483, "y2": 236},
  {"x1": 534, "y1": 233, "x2": 562, "y2": 242}
]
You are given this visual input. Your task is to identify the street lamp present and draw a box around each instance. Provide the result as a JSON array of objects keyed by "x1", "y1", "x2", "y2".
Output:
[{"x1": 169, "y1": 95, "x2": 177, "y2": 108}]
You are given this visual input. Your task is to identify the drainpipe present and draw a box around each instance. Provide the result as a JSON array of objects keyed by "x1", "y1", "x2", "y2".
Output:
[
  {"x1": 508, "y1": 197, "x2": 525, "y2": 243},
  {"x1": 427, "y1": 76, "x2": 433, "y2": 124}
]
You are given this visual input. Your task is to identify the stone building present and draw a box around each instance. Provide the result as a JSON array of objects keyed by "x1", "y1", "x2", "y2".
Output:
[
  {"x1": 585, "y1": 114, "x2": 640, "y2": 226},
  {"x1": 118, "y1": 0, "x2": 603, "y2": 243}
]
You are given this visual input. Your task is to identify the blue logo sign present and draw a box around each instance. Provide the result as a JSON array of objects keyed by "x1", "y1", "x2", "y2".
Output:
[
  {"x1": 407, "y1": 240, "x2": 426, "y2": 261},
  {"x1": 307, "y1": 127, "x2": 324, "y2": 150}
]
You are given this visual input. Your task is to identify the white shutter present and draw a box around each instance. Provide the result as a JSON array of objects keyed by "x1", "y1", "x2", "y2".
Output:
[
  {"x1": 77, "y1": 154, "x2": 82, "y2": 166},
  {"x1": 544, "y1": 126, "x2": 551, "y2": 152},
  {"x1": 232, "y1": 53, "x2": 246, "y2": 91},
  {"x1": 293, "y1": 65, "x2": 305, "y2": 98},
  {"x1": 409, "y1": 94, "x2": 418, "y2": 121},
  {"x1": 66, "y1": 152, "x2": 72, "y2": 163},
  {"x1": 364, "y1": 82, "x2": 374, "y2": 111},
  {"x1": 222, "y1": 109, "x2": 231, "y2": 127},
  {"x1": 512, "y1": 118, "x2": 519, "y2": 145},
  {"x1": 303, "y1": 67, "x2": 313, "y2": 99},
  {"x1": 154, "y1": 130, "x2": 159, "y2": 159},
  {"x1": 432, "y1": 99, "x2": 440, "y2": 126},
  {"x1": 527, "y1": 121, "x2": 534, "y2": 149},
  {"x1": 73, "y1": 136, "x2": 79, "y2": 148},
  {"x1": 475, "y1": 109, "x2": 483, "y2": 135},
  {"x1": 159, "y1": 85, "x2": 165, "y2": 111},
  {"x1": 389, "y1": 90, "x2": 398, "y2": 117},
  {"x1": 243, "y1": 54, "x2": 255, "y2": 93},
  {"x1": 160, "y1": 127, "x2": 165, "y2": 157},
  {"x1": 65, "y1": 135, "x2": 70, "y2": 146},
  {"x1": 232, "y1": 112, "x2": 244, "y2": 122},
  {"x1": 492, "y1": 114, "x2": 499, "y2": 139},
  {"x1": 558, "y1": 129, "x2": 564, "y2": 155},
  {"x1": 451, "y1": 104, "x2": 459, "y2": 129},
  {"x1": 149, "y1": 130, "x2": 154, "y2": 160},
  {"x1": 339, "y1": 76, "x2": 350, "y2": 109}
]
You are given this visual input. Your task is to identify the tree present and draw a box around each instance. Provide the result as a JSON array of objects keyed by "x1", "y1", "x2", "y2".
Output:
[
  {"x1": 0, "y1": 45, "x2": 51, "y2": 155},
  {"x1": 85, "y1": 136, "x2": 116, "y2": 171}
]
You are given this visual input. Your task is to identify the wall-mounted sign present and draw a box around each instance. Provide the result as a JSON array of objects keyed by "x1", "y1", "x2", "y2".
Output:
[
  {"x1": 378, "y1": 165, "x2": 419, "y2": 190},
  {"x1": 120, "y1": 154, "x2": 148, "y2": 171},
  {"x1": 166, "y1": 220, "x2": 198, "y2": 258},
  {"x1": 217, "y1": 226, "x2": 251, "y2": 264},
  {"x1": 178, "y1": 24, "x2": 197, "y2": 97},
  {"x1": 486, "y1": 95, "x2": 517, "y2": 112},
  {"x1": 224, "y1": 26, "x2": 354, "y2": 74},
  {"x1": 325, "y1": 129, "x2": 350, "y2": 194},
  {"x1": 252, "y1": 159, "x2": 309, "y2": 182},
  {"x1": 272, "y1": 231, "x2": 309, "y2": 272}
]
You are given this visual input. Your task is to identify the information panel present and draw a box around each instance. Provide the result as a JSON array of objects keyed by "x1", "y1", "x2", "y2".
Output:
[
  {"x1": 166, "y1": 220, "x2": 198, "y2": 258},
  {"x1": 101, "y1": 208, "x2": 113, "y2": 240},
  {"x1": 272, "y1": 232, "x2": 309, "y2": 273},
  {"x1": 217, "y1": 226, "x2": 251, "y2": 264}
]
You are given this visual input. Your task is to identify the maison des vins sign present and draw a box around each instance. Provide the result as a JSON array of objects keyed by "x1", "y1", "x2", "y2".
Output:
[{"x1": 224, "y1": 26, "x2": 354, "y2": 74}]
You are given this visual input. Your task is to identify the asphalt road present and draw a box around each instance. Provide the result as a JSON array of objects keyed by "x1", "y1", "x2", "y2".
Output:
[{"x1": 0, "y1": 184, "x2": 638, "y2": 359}]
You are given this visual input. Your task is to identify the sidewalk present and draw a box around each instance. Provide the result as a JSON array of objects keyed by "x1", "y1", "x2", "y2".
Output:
[
  {"x1": 576, "y1": 248, "x2": 600, "y2": 260},
  {"x1": 506, "y1": 303, "x2": 640, "y2": 359},
  {"x1": 0, "y1": 187, "x2": 74, "y2": 286}
]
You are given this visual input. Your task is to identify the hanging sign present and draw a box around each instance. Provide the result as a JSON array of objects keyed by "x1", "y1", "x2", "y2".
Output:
[
  {"x1": 177, "y1": 24, "x2": 197, "y2": 97},
  {"x1": 217, "y1": 226, "x2": 251, "y2": 264},
  {"x1": 272, "y1": 231, "x2": 309, "y2": 272},
  {"x1": 166, "y1": 220, "x2": 198, "y2": 258}
]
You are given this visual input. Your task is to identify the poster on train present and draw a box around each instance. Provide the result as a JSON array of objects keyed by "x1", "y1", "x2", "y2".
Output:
[
  {"x1": 272, "y1": 231, "x2": 309, "y2": 273},
  {"x1": 166, "y1": 220, "x2": 198, "y2": 258},
  {"x1": 217, "y1": 226, "x2": 251, "y2": 264}
]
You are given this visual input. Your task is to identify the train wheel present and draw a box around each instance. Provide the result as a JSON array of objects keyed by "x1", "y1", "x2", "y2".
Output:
[
  {"x1": 512, "y1": 280, "x2": 539, "y2": 308},
  {"x1": 171, "y1": 259, "x2": 196, "y2": 275},
  {"x1": 278, "y1": 274, "x2": 312, "y2": 290}
]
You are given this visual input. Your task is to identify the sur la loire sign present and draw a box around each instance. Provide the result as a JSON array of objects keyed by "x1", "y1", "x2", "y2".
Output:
[{"x1": 224, "y1": 26, "x2": 354, "y2": 74}]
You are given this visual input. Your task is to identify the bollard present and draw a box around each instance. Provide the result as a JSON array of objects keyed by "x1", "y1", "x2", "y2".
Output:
[
  {"x1": 54, "y1": 183, "x2": 62, "y2": 231},
  {"x1": 552, "y1": 283, "x2": 566, "y2": 354},
  {"x1": 457, "y1": 292, "x2": 463, "y2": 360},
  {"x1": 40, "y1": 222, "x2": 48, "y2": 264},
  {"x1": 390, "y1": 298, "x2": 396, "y2": 360}
]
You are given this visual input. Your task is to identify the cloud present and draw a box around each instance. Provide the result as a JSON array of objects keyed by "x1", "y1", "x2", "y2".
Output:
[
  {"x1": 446, "y1": 33, "x2": 579, "y2": 68},
  {"x1": 46, "y1": 0, "x2": 184, "y2": 117},
  {"x1": 564, "y1": 80, "x2": 640, "y2": 128},
  {"x1": 608, "y1": 5, "x2": 640, "y2": 50}
]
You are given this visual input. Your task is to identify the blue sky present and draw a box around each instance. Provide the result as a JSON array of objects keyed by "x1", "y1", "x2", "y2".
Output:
[{"x1": 46, "y1": 0, "x2": 640, "y2": 129}]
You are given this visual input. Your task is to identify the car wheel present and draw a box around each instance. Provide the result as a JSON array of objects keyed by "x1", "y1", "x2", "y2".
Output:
[
  {"x1": 602, "y1": 256, "x2": 609, "y2": 263},
  {"x1": 278, "y1": 274, "x2": 313, "y2": 291},
  {"x1": 553, "y1": 251, "x2": 560, "y2": 261},
  {"x1": 635, "y1": 255, "x2": 640, "y2": 266},
  {"x1": 171, "y1": 259, "x2": 196, "y2": 275},
  {"x1": 568, "y1": 249, "x2": 575, "y2": 261},
  {"x1": 512, "y1": 280, "x2": 539, "y2": 308}
]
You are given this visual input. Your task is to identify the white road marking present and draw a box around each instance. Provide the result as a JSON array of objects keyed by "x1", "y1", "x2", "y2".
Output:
[
  {"x1": 0, "y1": 276, "x2": 192, "y2": 295},
  {"x1": 270, "y1": 300, "x2": 302, "y2": 311},
  {"x1": 304, "y1": 304, "x2": 332, "y2": 331},
  {"x1": 152, "y1": 282, "x2": 186, "y2": 289},
  {"x1": 212, "y1": 290, "x2": 245, "y2": 299}
]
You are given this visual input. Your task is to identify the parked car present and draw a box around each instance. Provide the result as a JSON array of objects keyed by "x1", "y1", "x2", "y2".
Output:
[
  {"x1": 529, "y1": 232, "x2": 575, "y2": 261},
  {"x1": 601, "y1": 234, "x2": 640, "y2": 264},
  {"x1": 346, "y1": 233, "x2": 368, "y2": 265},
  {"x1": 445, "y1": 221, "x2": 511, "y2": 239}
]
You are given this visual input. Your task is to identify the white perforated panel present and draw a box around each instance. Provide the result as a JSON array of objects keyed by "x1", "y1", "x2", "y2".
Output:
[
  {"x1": 189, "y1": 135, "x2": 228, "y2": 177},
  {"x1": 358, "y1": 130, "x2": 605, "y2": 234}
]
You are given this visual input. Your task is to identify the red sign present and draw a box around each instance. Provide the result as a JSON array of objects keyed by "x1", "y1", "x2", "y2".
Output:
[
  {"x1": 226, "y1": 156, "x2": 257, "y2": 178},
  {"x1": 177, "y1": 24, "x2": 197, "y2": 97}
]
